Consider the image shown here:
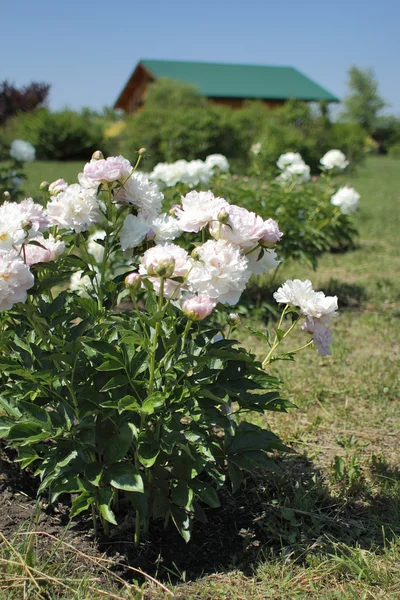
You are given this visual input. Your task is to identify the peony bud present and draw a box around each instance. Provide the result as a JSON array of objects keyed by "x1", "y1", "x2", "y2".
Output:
[
  {"x1": 138, "y1": 147, "x2": 146, "y2": 156},
  {"x1": 217, "y1": 209, "x2": 229, "y2": 224},
  {"x1": 260, "y1": 218, "x2": 283, "y2": 248},
  {"x1": 39, "y1": 181, "x2": 49, "y2": 191},
  {"x1": 228, "y1": 312, "x2": 240, "y2": 325},
  {"x1": 91, "y1": 150, "x2": 104, "y2": 161},
  {"x1": 191, "y1": 247, "x2": 200, "y2": 260},
  {"x1": 125, "y1": 272, "x2": 141, "y2": 291},
  {"x1": 181, "y1": 294, "x2": 216, "y2": 321},
  {"x1": 21, "y1": 219, "x2": 32, "y2": 232},
  {"x1": 147, "y1": 256, "x2": 175, "y2": 278},
  {"x1": 3, "y1": 191, "x2": 11, "y2": 201}
]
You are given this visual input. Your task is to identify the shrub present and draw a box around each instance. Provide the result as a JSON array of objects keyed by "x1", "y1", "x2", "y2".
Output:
[
  {"x1": 13, "y1": 109, "x2": 108, "y2": 160},
  {"x1": 0, "y1": 151, "x2": 339, "y2": 544},
  {"x1": 0, "y1": 80, "x2": 50, "y2": 125},
  {"x1": 387, "y1": 143, "x2": 400, "y2": 158}
]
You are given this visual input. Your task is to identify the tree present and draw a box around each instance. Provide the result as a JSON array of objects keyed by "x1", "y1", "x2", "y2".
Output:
[
  {"x1": 0, "y1": 81, "x2": 50, "y2": 125},
  {"x1": 342, "y1": 67, "x2": 386, "y2": 133}
]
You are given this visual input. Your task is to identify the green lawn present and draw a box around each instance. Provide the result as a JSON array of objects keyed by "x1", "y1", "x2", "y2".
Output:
[{"x1": 2, "y1": 156, "x2": 399, "y2": 599}]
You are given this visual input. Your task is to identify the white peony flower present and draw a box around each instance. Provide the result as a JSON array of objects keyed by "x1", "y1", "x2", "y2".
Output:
[
  {"x1": 246, "y1": 248, "x2": 280, "y2": 275},
  {"x1": 181, "y1": 160, "x2": 213, "y2": 187},
  {"x1": 150, "y1": 160, "x2": 190, "y2": 188},
  {"x1": 149, "y1": 213, "x2": 180, "y2": 244},
  {"x1": 274, "y1": 279, "x2": 338, "y2": 321},
  {"x1": 114, "y1": 172, "x2": 163, "y2": 219},
  {"x1": 139, "y1": 243, "x2": 192, "y2": 298},
  {"x1": 10, "y1": 140, "x2": 36, "y2": 163},
  {"x1": 120, "y1": 215, "x2": 151, "y2": 251},
  {"x1": 209, "y1": 205, "x2": 268, "y2": 249},
  {"x1": 187, "y1": 239, "x2": 251, "y2": 305},
  {"x1": 331, "y1": 186, "x2": 360, "y2": 214},
  {"x1": 88, "y1": 230, "x2": 106, "y2": 263},
  {"x1": 23, "y1": 235, "x2": 65, "y2": 266},
  {"x1": 0, "y1": 249, "x2": 35, "y2": 311},
  {"x1": 175, "y1": 190, "x2": 229, "y2": 233},
  {"x1": 279, "y1": 162, "x2": 311, "y2": 182},
  {"x1": 46, "y1": 184, "x2": 102, "y2": 233},
  {"x1": 320, "y1": 149, "x2": 348, "y2": 170},
  {"x1": 0, "y1": 200, "x2": 48, "y2": 251},
  {"x1": 205, "y1": 154, "x2": 229, "y2": 172},
  {"x1": 277, "y1": 152, "x2": 304, "y2": 170}
]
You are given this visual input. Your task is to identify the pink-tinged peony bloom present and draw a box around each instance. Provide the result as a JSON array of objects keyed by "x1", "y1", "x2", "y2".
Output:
[
  {"x1": 187, "y1": 239, "x2": 250, "y2": 305},
  {"x1": 209, "y1": 205, "x2": 267, "y2": 249},
  {"x1": 49, "y1": 179, "x2": 68, "y2": 195},
  {"x1": 82, "y1": 155, "x2": 133, "y2": 184},
  {"x1": 139, "y1": 243, "x2": 192, "y2": 298},
  {"x1": 46, "y1": 184, "x2": 102, "y2": 233},
  {"x1": 181, "y1": 294, "x2": 217, "y2": 320},
  {"x1": 302, "y1": 318, "x2": 333, "y2": 356},
  {"x1": 19, "y1": 198, "x2": 49, "y2": 233},
  {"x1": 23, "y1": 235, "x2": 65, "y2": 266},
  {"x1": 320, "y1": 149, "x2": 348, "y2": 170},
  {"x1": 175, "y1": 190, "x2": 229, "y2": 233},
  {"x1": 0, "y1": 249, "x2": 35, "y2": 311},
  {"x1": 261, "y1": 218, "x2": 283, "y2": 247}
]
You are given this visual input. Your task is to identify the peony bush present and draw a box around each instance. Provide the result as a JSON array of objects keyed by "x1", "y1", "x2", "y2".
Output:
[{"x1": 0, "y1": 150, "x2": 338, "y2": 544}]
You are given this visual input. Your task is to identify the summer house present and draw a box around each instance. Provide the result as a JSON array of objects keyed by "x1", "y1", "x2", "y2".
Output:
[{"x1": 114, "y1": 59, "x2": 339, "y2": 113}]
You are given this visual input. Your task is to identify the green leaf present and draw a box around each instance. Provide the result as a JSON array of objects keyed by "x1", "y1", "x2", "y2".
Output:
[
  {"x1": 99, "y1": 374, "x2": 128, "y2": 392},
  {"x1": 172, "y1": 481, "x2": 194, "y2": 511},
  {"x1": 103, "y1": 423, "x2": 135, "y2": 462},
  {"x1": 190, "y1": 481, "x2": 220, "y2": 508},
  {"x1": 57, "y1": 450, "x2": 78, "y2": 468},
  {"x1": 70, "y1": 491, "x2": 93, "y2": 517},
  {"x1": 107, "y1": 463, "x2": 144, "y2": 492},
  {"x1": 98, "y1": 488, "x2": 117, "y2": 525},
  {"x1": 97, "y1": 359, "x2": 124, "y2": 372},
  {"x1": 138, "y1": 440, "x2": 160, "y2": 468},
  {"x1": 8, "y1": 422, "x2": 43, "y2": 441},
  {"x1": 228, "y1": 461, "x2": 243, "y2": 493},
  {"x1": 140, "y1": 393, "x2": 166, "y2": 415},
  {"x1": 85, "y1": 462, "x2": 103, "y2": 487},
  {"x1": 170, "y1": 506, "x2": 191, "y2": 543}
]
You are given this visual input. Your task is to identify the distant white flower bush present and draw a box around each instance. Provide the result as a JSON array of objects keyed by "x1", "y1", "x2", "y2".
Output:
[
  {"x1": 331, "y1": 186, "x2": 360, "y2": 214},
  {"x1": 9, "y1": 140, "x2": 36, "y2": 163},
  {"x1": 150, "y1": 154, "x2": 230, "y2": 188}
]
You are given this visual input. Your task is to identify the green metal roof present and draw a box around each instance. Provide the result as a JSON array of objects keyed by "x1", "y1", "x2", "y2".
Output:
[{"x1": 140, "y1": 59, "x2": 339, "y2": 102}]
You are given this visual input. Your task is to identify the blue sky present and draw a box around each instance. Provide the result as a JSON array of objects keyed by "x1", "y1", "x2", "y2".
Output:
[{"x1": 2, "y1": 0, "x2": 399, "y2": 115}]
